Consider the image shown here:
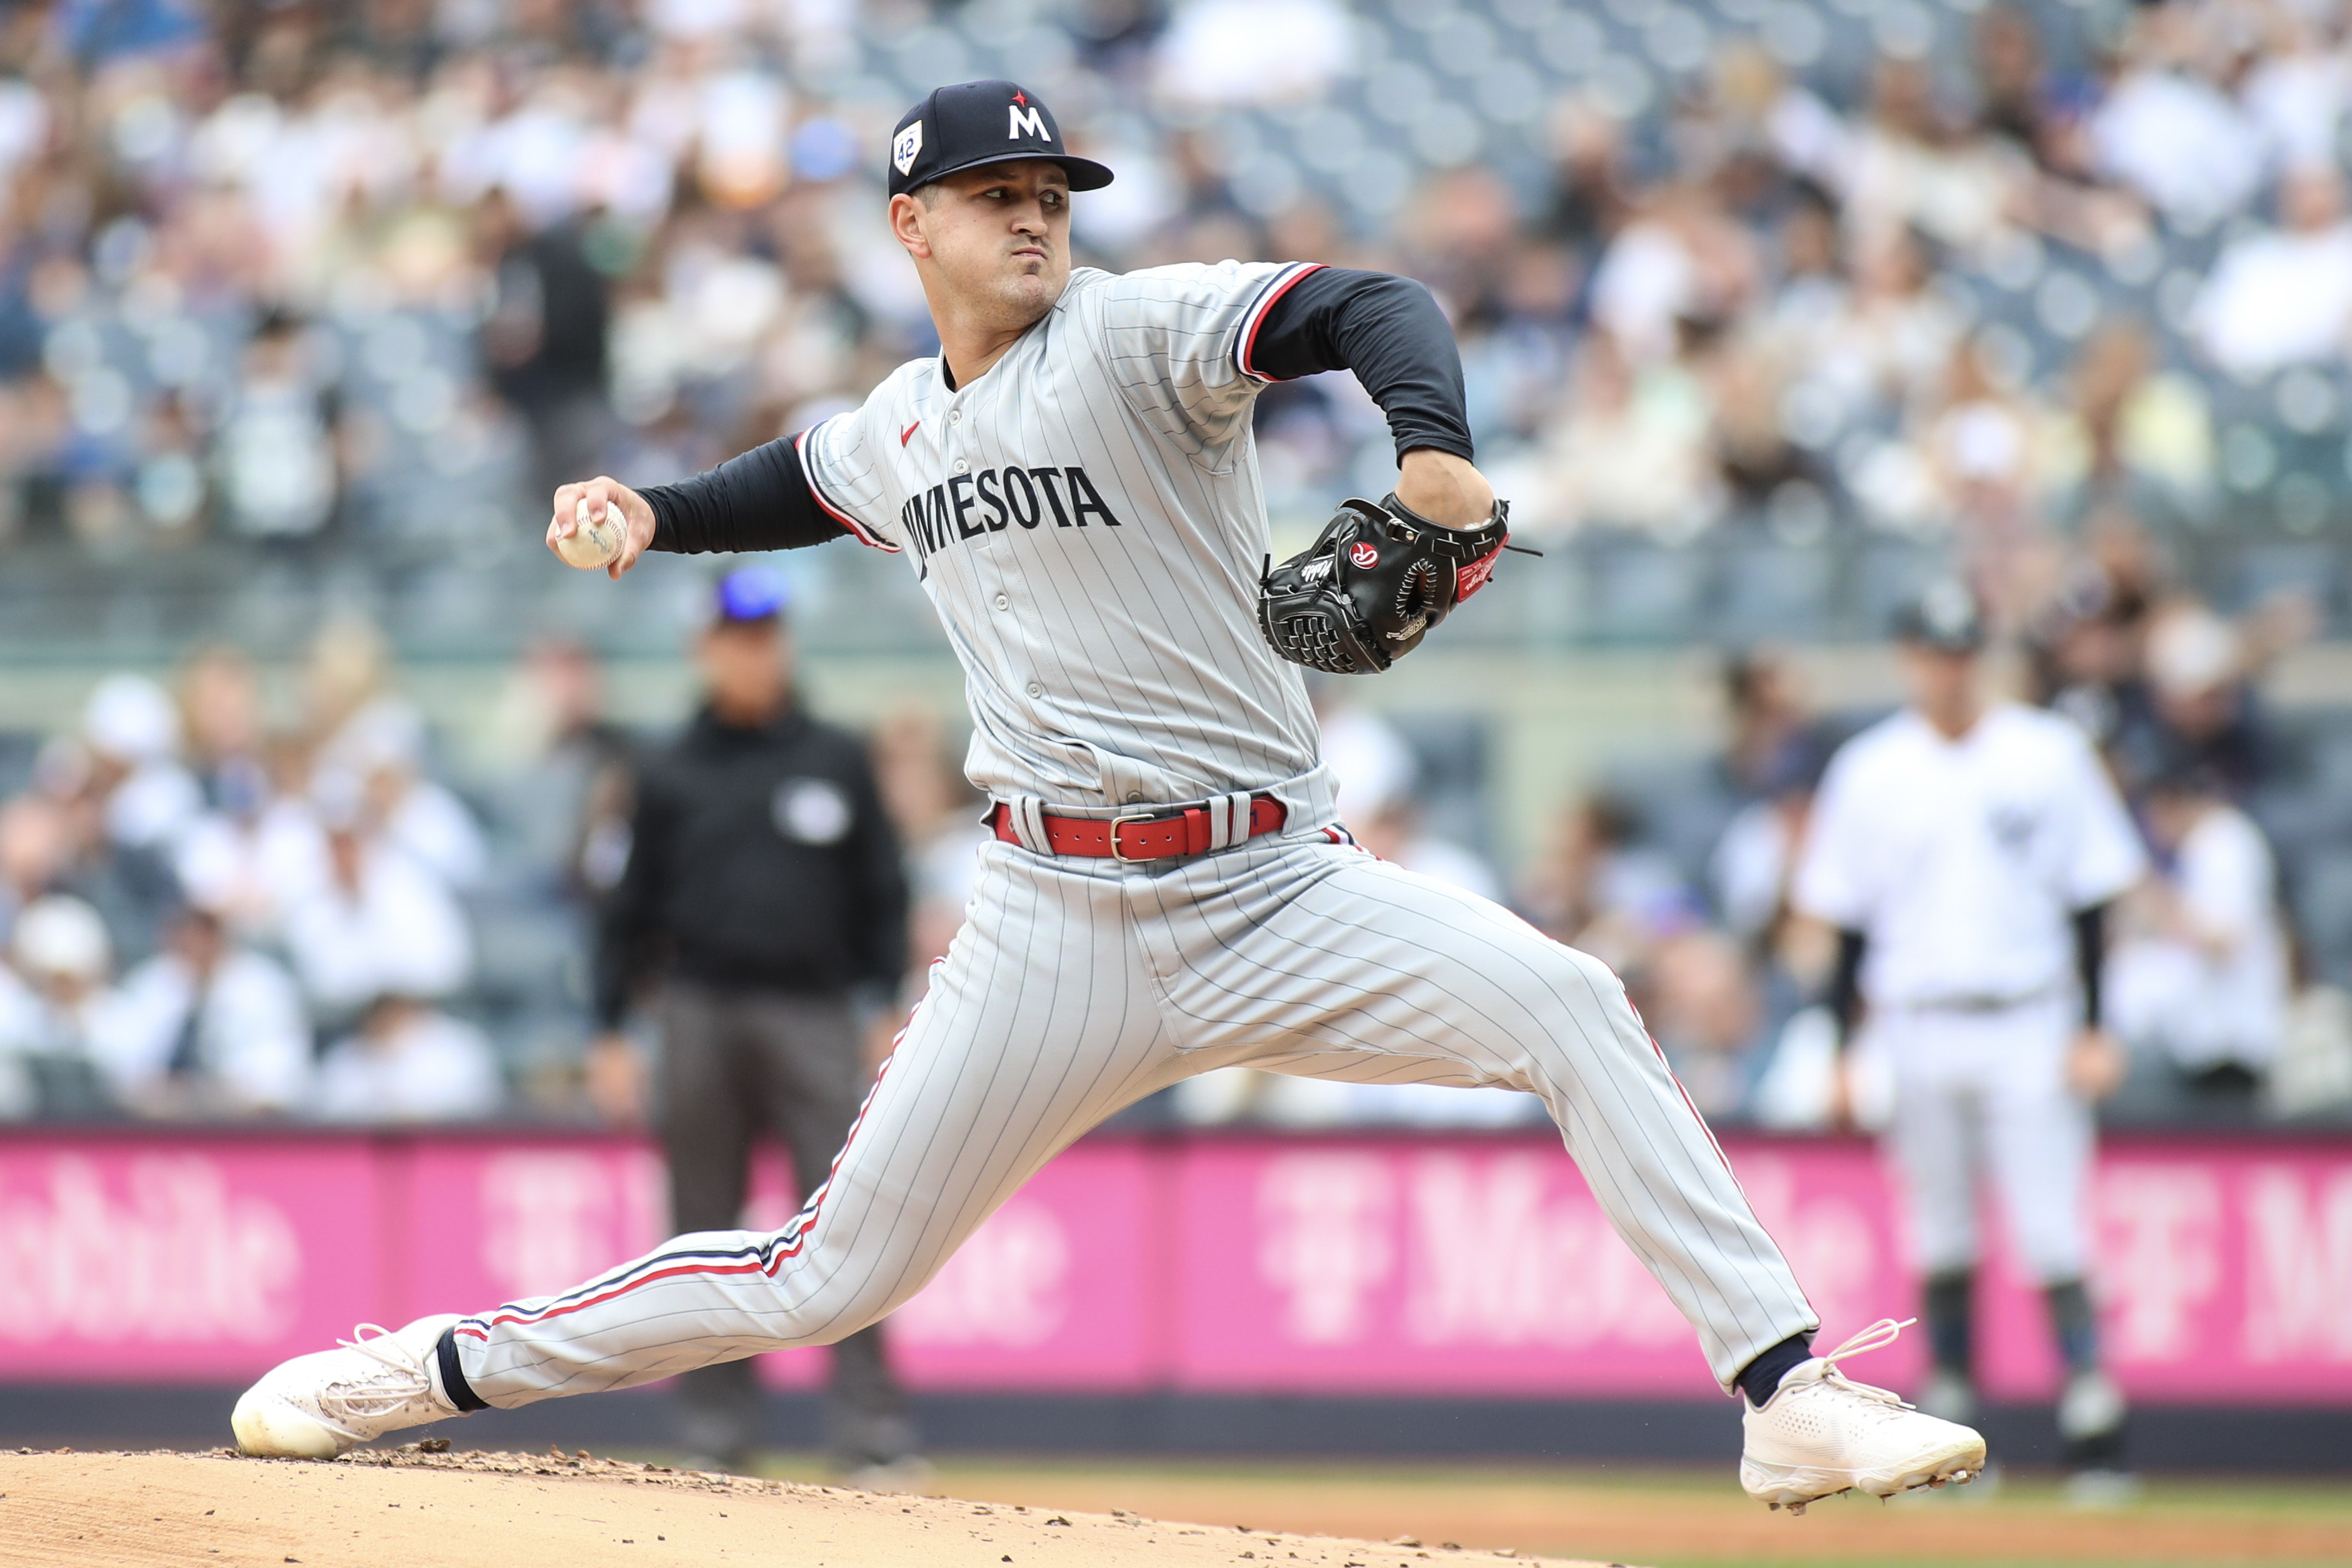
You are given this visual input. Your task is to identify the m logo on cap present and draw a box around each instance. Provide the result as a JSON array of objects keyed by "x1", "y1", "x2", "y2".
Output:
[
  {"x1": 893, "y1": 120, "x2": 923, "y2": 175},
  {"x1": 1009, "y1": 102, "x2": 1051, "y2": 141}
]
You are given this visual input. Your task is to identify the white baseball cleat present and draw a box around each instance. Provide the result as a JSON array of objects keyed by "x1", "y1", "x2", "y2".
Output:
[
  {"x1": 1741, "y1": 1318, "x2": 1987, "y2": 1515},
  {"x1": 231, "y1": 1315, "x2": 466, "y2": 1459}
]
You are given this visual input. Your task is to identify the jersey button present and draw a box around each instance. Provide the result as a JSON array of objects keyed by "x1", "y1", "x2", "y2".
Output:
[
  {"x1": 948, "y1": 409, "x2": 961, "y2": 424},
  {"x1": 1025, "y1": 681, "x2": 1045, "y2": 698},
  {"x1": 953, "y1": 458, "x2": 969, "y2": 475},
  {"x1": 994, "y1": 593, "x2": 1011, "y2": 611}
]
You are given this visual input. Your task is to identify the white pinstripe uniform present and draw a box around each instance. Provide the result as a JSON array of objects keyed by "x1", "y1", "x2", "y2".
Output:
[
  {"x1": 1794, "y1": 703, "x2": 2146, "y2": 1284},
  {"x1": 451, "y1": 261, "x2": 1820, "y2": 1402}
]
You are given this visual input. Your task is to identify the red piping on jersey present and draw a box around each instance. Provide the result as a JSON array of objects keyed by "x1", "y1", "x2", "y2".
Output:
[
  {"x1": 1238, "y1": 262, "x2": 1327, "y2": 383},
  {"x1": 795, "y1": 427, "x2": 899, "y2": 554},
  {"x1": 1631, "y1": 1007, "x2": 1824, "y2": 1364},
  {"x1": 456, "y1": 1043, "x2": 908, "y2": 1339}
]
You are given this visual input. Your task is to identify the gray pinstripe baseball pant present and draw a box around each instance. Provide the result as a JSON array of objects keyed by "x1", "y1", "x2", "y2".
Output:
[{"x1": 452, "y1": 830, "x2": 1820, "y2": 1401}]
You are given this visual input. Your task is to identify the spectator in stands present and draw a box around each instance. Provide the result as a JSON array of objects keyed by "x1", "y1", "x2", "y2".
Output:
[
  {"x1": 301, "y1": 617, "x2": 401, "y2": 771},
  {"x1": 1322, "y1": 705, "x2": 1503, "y2": 906},
  {"x1": 180, "y1": 646, "x2": 269, "y2": 809},
  {"x1": 475, "y1": 186, "x2": 614, "y2": 497},
  {"x1": 312, "y1": 993, "x2": 503, "y2": 1123},
  {"x1": 1974, "y1": 4, "x2": 2057, "y2": 163},
  {"x1": 281, "y1": 775, "x2": 472, "y2": 1026},
  {"x1": 336, "y1": 702, "x2": 488, "y2": 892},
  {"x1": 1844, "y1": 56, "x2": 2024, "y2": 256},
  {"x1": 1588, "y1": 182, "x2": 1758, "y2": 367},
  {"x1": 95, "y1": 898, "x2": 310, "y2": 1119},
  {"x1": 1717, "y1": 650, "x2": 1821, "y2": 801},
  {"x1": 2108, "y1": 762, "x2": 2290, "y2": 1120},
  {"x1": 82, "y1": 673, "x2": 202, "y2": 853},
  {"x1": 1712, "y1": 741, "x2": 1825, "y2": 952},
  {"x1": 1540, "y1": 97, "x2": 1633, "y2": 255},
  {"x1": 2192, "y1": 166, "x2": 2352, "y2": 381},
  {"x1": 1649, "y1": 928, "x2": 1768, "y2": 1122},
  {"x1": 1522, "y1": 793, "x2": 1703, "y2": 981},
  {"x1": 2033, "y1": 560, "x2": 2150, "y2": 758},
  {"x1": 1352, "y1": 793, "x2": 1506, "y2": 906},
  {"x1": 2091, "y1": 3, "x2": 2266, "y2": 233},
  {"x1": 1319, "y1": 696, "x2": 1501, "y2": 903},
  {"x1": 1152, "y1": 0, "x2": 1351, "y2": 108},
  {"x1": 0, "y1": 793, "x2": 68, "y2": 942},
  {"x1": 2054, "y1": 320, "x2": 2212, "y2": 523},
  {"x1": 589, "y1": 567, "x2": 915, "y2": 1480},
  {"x1": 1852, "y1": 226, "x2": 1971, "y2": 408},
  {"x1": 1710, "y1": 334, "x2": 1817, "y2": 518},
  {"x1": 216, "y1": 312, "x2": 338, "y2": 540},
  {"x1": 2131, "y1": 600, "x2": 2267, "y2": 798},
  {"x1": 171, "y1": 734, "x2": 329, "y2": 941},
  {"x1": 2239, "y1": 8, "x2": 2349, "y2": 174},
  {"x1": 37, "y1": 736, "x2": 183, "y2": 970},
  {"x1": 0, "y1": 894, "x2": 119, "y2": 1120},
  {"x1": 1521, "y1": 329, "x2": 1719, "y2": 539}
]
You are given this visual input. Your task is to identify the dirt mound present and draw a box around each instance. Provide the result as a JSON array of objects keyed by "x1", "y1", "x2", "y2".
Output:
[{"x1": 0, "y1": 1449, "x2": 1627, "y2": 1568}]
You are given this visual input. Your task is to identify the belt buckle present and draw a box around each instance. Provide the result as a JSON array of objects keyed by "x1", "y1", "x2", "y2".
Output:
[{"x1": 1107, "y1": 810, "x2": 1162, "y2": 863}]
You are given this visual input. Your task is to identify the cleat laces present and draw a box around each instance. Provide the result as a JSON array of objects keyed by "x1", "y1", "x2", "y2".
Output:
[
  {"x1": 317, "y1": 1323, "x2": 436, "y2": 1434},
  {"x1": 1803, "y1": 1318, "x2": 1919, "y2": 1424}
]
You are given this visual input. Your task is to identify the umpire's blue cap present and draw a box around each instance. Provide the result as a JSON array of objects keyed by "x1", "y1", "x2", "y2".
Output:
[
  {"x1": 888, "y1": 80, "x2": 1114, "y2": 200},
  {"x1": 714, "y1": 566, "x2": 789, "y2": 624}
]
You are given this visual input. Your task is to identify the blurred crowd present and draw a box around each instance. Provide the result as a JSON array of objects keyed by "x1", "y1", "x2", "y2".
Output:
[
  {"x1": 6, "y1": 544, "x2": 2347, "y2": 1128},
  {"x1": 3, "y1": 0, "x2": 2352, "y2": 1127},
  {"x1": 2, "y1": 0, "x2": 2351, "y2": 568},
  {"x1": 0, "y1": 627, "x2": 596, "y2": 1121}
]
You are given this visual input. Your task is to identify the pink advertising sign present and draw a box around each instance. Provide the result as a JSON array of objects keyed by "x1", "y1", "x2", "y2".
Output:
[
  {"x1": 1169, "y1": 1134, "x2": 2352, "y2": 1403},
  {"x1": 0, "y1": 1136, "x2": 389, "y2": 1380},
  {"x1": 389, "y1": 1137, "x2": 1161, "y2": 1391},
  {"x1": 1, "y1": 1130, "x2": 2348, "y2": 1406}
]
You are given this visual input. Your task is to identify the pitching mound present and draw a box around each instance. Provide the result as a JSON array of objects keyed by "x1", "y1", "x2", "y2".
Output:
[{"x1": 0, "y1": 1449, "x2": 1626, "y2": 1568}]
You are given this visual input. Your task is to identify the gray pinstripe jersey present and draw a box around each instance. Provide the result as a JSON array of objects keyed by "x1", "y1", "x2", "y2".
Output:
[
  {"x1": 448, "y1": 277, "x2": 1826, "y2": 1421},
  {"x1": 799, "y1": 260, "x2": 1325, "y2": 809}
]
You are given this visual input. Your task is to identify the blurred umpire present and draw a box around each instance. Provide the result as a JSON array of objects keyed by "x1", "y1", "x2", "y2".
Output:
[
  {"x1": 1792, "y1": 581, "x2": 2146, "y2": 1501},
  {"x1": 590, "y1": 566, "x2": 917, "y2": 1480}
]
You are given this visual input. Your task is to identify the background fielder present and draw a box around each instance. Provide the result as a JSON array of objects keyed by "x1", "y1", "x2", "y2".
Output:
[
  {"x1": 1795, "y1": 581, "x2": 2147, "y2": 1488},
  {"x1": 233, "y1": 78, "x2": 1984, "y2": 1510}
]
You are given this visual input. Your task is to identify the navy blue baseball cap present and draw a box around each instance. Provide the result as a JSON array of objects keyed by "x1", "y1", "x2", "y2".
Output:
[
  {"x1": 887, "y1": 80, "x2": 1114, "y2": 200},
  {"x1": 714, "y1": 566, "x2": 789, "y2": 624},
  {"x1": 1892, "y1": 579, "x2": 1985, "y2": 652}
]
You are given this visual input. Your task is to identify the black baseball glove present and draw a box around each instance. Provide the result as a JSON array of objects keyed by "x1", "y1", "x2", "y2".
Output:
[{"x1": 1256, "y1": 492, "x2": 1513, "y2": 674}]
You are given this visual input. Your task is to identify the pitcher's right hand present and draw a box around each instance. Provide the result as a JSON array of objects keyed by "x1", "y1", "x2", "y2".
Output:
[{"x1": 549, "y1": 478, "x2": 657, "y2": 580}]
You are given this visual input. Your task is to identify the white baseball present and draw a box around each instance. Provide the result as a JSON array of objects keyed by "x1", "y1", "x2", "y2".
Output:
[{"x1": 557, "y1": 495, "x2": 625, "y2": 570}]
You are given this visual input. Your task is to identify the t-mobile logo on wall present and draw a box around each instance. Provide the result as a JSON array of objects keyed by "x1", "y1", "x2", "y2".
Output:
[
  {"x1": 1255, "y1": 1152, "x2": 1396, "y2": 1344},
  {"x1": 0, "y1": 1153, "x2": 299, "y2": 1344}
]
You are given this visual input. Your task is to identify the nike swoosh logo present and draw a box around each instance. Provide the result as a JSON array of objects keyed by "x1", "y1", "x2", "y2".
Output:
[{"x1": 900, "y1": 422, "x2": 920, "y2": 446}]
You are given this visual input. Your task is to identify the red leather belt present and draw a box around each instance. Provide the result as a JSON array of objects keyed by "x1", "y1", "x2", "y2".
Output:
[{"x1": 990, "y1": 795, "x2": 1288, "y2": 861}]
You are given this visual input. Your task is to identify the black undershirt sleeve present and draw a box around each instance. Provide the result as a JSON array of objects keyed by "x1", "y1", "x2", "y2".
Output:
[
  {"x1": 638, "y1": 434, "x2": 847, "y2": 556},
  {"x1": 2075, "y1": 901, "x2": 2109, "y2": 1030},
  {"x1": 1828, "y1": 927, "x2": 1867, "y2": 1049},
  {"x1": 1247, "y1": 267, "x2": 1475, "y2": 463}
]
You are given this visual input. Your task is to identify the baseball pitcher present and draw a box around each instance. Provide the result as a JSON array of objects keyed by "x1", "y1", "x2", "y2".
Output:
[{"x1": 233, "y1": 80, "x2": 1984, "y2": 1512}]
